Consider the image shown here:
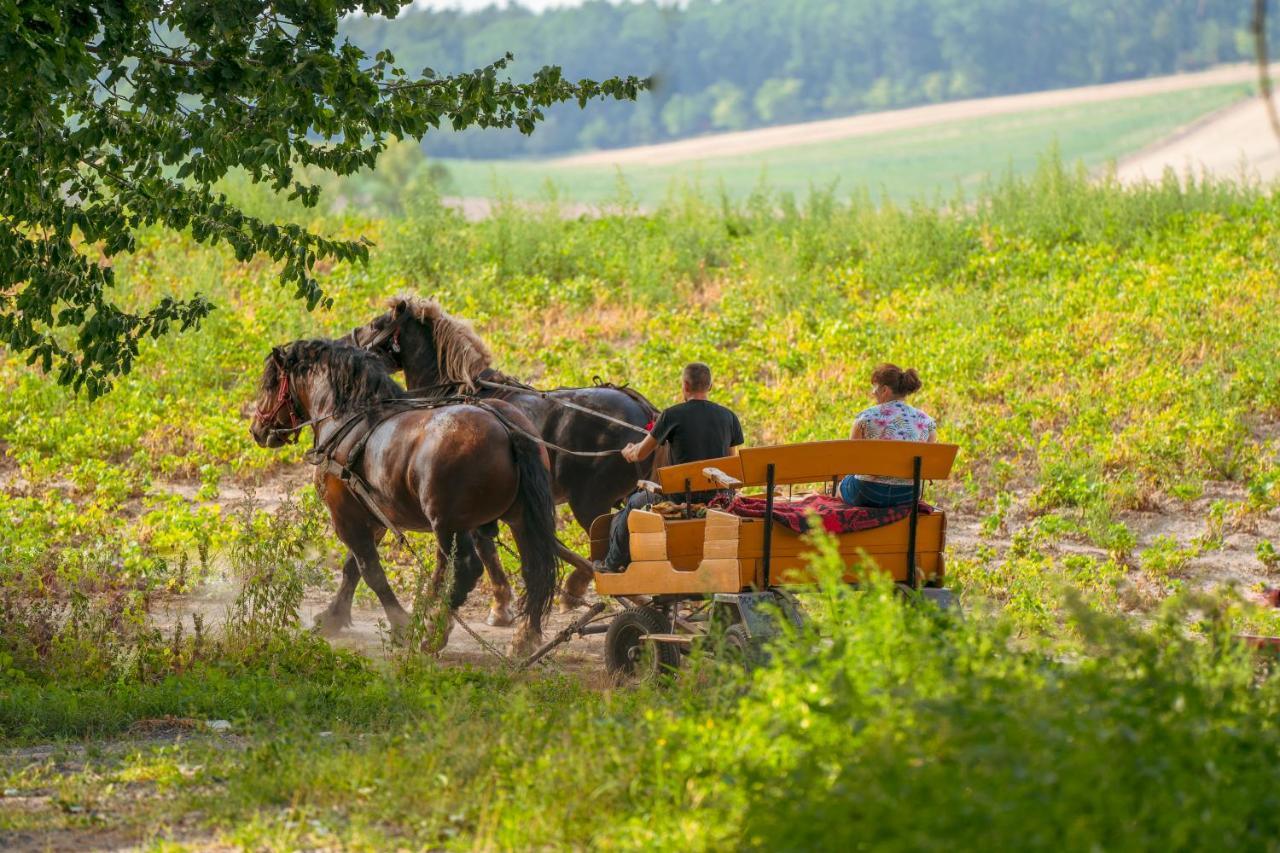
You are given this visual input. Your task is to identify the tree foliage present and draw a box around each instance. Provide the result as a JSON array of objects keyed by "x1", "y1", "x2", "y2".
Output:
[
  {"x1": 340, "y1": 0, "x2": 1277, "y2": 158},
  {"x1": 0, "y1": 1, "x2": 646, "y2": 394}
]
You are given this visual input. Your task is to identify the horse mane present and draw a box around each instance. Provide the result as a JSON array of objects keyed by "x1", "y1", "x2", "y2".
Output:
[
  {"x1": 275, "y1": 338, "x2": 405, "y2": 415},
  {"x1": 388, "y1": 294, "x2": 492, "y2": 393}
]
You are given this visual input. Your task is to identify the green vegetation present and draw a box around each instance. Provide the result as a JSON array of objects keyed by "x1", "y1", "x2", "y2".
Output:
[
  {"x1": 4, "y1": 160, "x2": 1280, "y2": 847},
  {"x1": 5, "y1": 566, "x2": 1280, "y2": 849},
  {"x1": 442, "y1": 84, "x2": 1247, "y2": 205},
  {"x1": 1, "y1": 0, "x2": 644, "y2": 392},
  {"x1": 341, "y1": 0, "x2": 1276, "y2": 157}
]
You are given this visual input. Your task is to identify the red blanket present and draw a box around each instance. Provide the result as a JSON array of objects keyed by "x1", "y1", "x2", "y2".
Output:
[{"x1": 709, "y1": 493, "x2": 932, "y2": 535}]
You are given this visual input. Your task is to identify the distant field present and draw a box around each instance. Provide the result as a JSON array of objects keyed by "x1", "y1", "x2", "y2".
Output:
[{"x1": 441, "y1": 84, "x2": 1246, "y2": 205}]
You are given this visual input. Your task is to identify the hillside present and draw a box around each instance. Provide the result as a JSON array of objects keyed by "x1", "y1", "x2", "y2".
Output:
[
  {"x1": 340, "y1": 0, "x2": 1280, "y2": 158},
  {"x1": 440, "y1": 75, "x2": 1251, "y2": 205}
]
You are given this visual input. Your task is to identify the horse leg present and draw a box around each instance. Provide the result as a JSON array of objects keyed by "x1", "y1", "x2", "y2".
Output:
[
  {"x1": 559, "y1": 490, "x2": 614, "y2": 611},
  {"x1": 340, "y1": 524, "x2": 411, "y2": 641},
  {"x1": 445, "y1": 531, "x2": 487, "y2": 612},
  {"x1": 475, "y1": 529, "x2": 517, "y2": 627},
  {"x1": 505, "y1": 518, "x2": 556, "y2": 658},
  {"x1": 314, "y1": 552, "x2": 361, "y2": 636},
  {"x1": 559, "y1": 545, "x2": 598, "y2": 612},
  {"x1": 423, "y1": 529, "x2": 485, "y2": 653}
]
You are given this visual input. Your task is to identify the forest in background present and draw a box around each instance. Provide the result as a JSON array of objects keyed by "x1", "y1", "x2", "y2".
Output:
[{"x1": 340, "y1": 0, "x2": 1278, "y2": 157}]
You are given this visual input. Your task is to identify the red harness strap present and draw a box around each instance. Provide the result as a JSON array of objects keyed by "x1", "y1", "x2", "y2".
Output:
[{"x1": 255, "y1": 372, "x2": 301, "y2": 439}]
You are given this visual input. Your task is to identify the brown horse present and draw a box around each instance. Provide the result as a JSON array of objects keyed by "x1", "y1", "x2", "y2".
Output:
[
  {"x1": 249, "y1": 339, "x2": 559, "y2": 655},
  {"x1": 349, "y1": 295, "x2": 662, "y2": 614}
]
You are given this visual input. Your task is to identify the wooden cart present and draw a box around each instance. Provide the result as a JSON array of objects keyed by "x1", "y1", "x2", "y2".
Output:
[{"x1": 572, "y1": 439, "x2": 960, "y2": 678}]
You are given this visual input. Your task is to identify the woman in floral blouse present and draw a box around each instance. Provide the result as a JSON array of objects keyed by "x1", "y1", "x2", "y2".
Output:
[{"x1": 839, "y1": 363, "x2": 937, "y2": 507}]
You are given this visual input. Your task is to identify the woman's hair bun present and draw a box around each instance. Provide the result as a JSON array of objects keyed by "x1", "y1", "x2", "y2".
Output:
[{"x1": 872, "y1": 362, "x2": 922, "y2": 396}]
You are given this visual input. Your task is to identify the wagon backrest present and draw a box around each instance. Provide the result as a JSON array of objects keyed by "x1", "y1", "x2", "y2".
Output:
[
  {"x1": 656, "y1": 454, "x2": 745, "y2": 494},
  {"x1": 655, "y1": 440, "x2": 958, "y2": 493},
  {"x1": 738, "y1": 440, "x2": 958, "y2": 487}
]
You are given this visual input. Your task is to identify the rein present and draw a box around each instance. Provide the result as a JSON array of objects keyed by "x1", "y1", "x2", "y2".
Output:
[
  {"x1": 354, "y1": 317, "x2": 654, "y2": 437},
  {"x1": 475, "y1": 377, "x2": 652, "y2": 437}
]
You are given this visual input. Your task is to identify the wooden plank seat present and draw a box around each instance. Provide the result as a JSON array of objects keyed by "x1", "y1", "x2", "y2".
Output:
[{"x1": 591, "y1": 439, "x2": 959, "y2": 597}]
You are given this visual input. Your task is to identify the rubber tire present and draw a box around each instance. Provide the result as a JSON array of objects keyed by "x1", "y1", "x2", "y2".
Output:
[
  {"x1": 604, "y1": 606, "x2": 681, "y2": 680},
  {"x1": 722, "y1": 623, "x2": 765, "y2": 671}
]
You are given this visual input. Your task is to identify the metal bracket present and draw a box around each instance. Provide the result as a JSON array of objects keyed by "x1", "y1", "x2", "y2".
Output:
[
  {"x1": 762, "y1": 462, "x2": 776, "y2": 587},
  {"x1": 713, "y1": 590, "x2": 804, "y2": 639},
  {"x1": 918, "y1": 586, "x2": 958, "y2": 612}
]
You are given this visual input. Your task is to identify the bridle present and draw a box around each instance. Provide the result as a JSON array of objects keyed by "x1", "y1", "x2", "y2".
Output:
[
  {"x1": 354, "y1": 313, "x2": 403, "y2": 359},
  {"x1": 255, "y1": 358, "x2": 305, "y2": 443}
]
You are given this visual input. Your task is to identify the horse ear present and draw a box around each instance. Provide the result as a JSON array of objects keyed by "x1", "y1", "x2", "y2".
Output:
[{"x1": 270, "y1": 345, "x2": 284, "y2": 364}]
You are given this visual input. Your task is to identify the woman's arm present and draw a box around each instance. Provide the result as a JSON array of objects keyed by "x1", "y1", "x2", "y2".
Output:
[{"x1": 850, "y1": 419, "x2": 865, "y2": 440}]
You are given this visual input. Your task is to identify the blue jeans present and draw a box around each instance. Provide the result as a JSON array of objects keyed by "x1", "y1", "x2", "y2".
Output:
[
  {"x1": 839, "y1": 475, "x2": 916, "y2": 508},
  {"x1": 601, "y1": 488, "x2": 722, "y2": 572},
  {"x1": 601, "y1": 491, "x2": 658, "y2": 571}
]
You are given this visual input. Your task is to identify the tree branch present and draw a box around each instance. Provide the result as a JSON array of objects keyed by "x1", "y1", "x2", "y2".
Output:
[{"x1": 1252, "y1": 0, "x2": 1280, "y2": 145}]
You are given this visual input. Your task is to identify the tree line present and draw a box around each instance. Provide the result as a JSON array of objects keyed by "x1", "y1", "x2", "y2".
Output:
[{"x1": 341, "y1": 0, "x2": 1273, "y2": 158}]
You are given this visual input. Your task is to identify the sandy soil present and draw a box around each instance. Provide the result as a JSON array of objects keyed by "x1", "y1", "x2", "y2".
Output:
[
  {"x1": 556, "y1": 64, "x2": 1279, "y2": 168},
  {"x1": 152, "y1": 583, "x2": 610, "y2": 677},
  {"x1": 440, "y1": 196, "x2": 629, "y2": 221},
  {"x1": 1114, "y1": 94, "x2": 1280, "y2": 183}
]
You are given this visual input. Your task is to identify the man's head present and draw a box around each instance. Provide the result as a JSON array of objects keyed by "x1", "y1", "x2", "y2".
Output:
[{"x1": 681, "y1": 362, "x2": 712, "y2": 400}]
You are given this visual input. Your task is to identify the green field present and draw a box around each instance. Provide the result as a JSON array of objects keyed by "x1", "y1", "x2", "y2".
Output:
[
  {"x1": 441, "y1": 84, "x2": 1247, "y2": 205},
  {"x1": 4, "y1": 162, "x2": 1280, "y2": 848}
]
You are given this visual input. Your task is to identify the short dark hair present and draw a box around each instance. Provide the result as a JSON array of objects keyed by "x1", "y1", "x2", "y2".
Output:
[{"x1": 682, "y1": 362, "x2": 712, "y2": 392}]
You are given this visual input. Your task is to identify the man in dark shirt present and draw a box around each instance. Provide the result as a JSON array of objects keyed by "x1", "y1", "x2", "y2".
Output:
[{"x1": 597, "y1": 362, "x2": 744, "y2": 572}]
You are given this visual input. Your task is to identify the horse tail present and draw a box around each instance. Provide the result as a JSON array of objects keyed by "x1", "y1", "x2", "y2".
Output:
[{"x1": 508, "y1": 427, "x2": 559, "y2": 626}]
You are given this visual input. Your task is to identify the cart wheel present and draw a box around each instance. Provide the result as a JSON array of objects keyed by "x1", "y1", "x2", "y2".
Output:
[
  {"x1": 605, "y1": 606, "x2": 681, "y2": 680},
  {"x1": 722, "y1": 623, "x2": 765, "y2": 671}
]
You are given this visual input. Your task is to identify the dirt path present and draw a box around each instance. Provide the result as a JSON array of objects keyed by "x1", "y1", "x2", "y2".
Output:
[
  {"x1": 1114, "y1": 94, "x2": 1280, "y2": 183},
  {"x1": 150, "y1": 477, "x2": 1280, "y2": 678},
  {"x1": 152, "y1": 583, "x2": 610, "y2": 676},
  {"x1": 556, "y1": 64, "x2": 1276, "y2": 168}
]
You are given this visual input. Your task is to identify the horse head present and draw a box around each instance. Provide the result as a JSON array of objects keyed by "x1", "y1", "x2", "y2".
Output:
[
  {"x1": 351, "y1": 295, "x2": 491, "y2": 395},
  {"x1": 348, "y1": 301, "x2": 410, "y2": 375},
  {"x1": 250, "y1": 339, "x2": 405, "y2": 448},
  {"x1": 250, "y1": 345, "x2": 304, "y2": 448}
]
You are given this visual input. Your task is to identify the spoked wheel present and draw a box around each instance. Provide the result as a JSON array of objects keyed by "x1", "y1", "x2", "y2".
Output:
[
  {"x1": 604, "y1": 605, "x2": 681, "y2": 680},
  {"x1": 721, "y1": 623, "x2": 765, "y2": 671}
]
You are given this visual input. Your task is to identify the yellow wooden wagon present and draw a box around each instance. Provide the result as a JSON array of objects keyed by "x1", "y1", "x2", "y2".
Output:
[{"x1": 570, "y1": 438, "x2": 961, "y2": 677}]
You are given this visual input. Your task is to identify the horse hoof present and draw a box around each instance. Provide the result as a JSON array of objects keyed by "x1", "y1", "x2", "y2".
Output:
[
  {"x1": 313, "y1": 610, "x2": 349, "y2": 638},
  {"x1": 486, "y1": 606, "x2": 516, "y2": 628},
  {"x1": 418, "y1": 620, "x2": 453, "y2": 655},
  {"x1": 509, "y1": 630, "x2": 541, "y2": 659},
  {"x1": 559, "y1": 593, "x2": 589, "y2": 613}
]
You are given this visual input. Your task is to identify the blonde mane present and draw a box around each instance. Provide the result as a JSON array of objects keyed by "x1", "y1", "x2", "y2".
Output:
[{"x1": 388, "y1": 294, "x2": 493, "y2": 393}]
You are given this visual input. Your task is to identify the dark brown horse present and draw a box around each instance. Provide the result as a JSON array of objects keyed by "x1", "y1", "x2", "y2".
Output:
[
  {"x1": 350, "y1": 296, "x2": 661, "y2": 612},
  {"x1": 249, "y1": 339, "x2": 559, "y2": 655}
]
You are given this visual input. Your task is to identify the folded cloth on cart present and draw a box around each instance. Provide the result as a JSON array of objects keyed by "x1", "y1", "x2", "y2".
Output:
[
  {"x1": 648, "y1": 500, "x2": 709, "y2": 519},
  {"x1": 709, "y1": 493, "x2": 933, "y2": 535}
]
